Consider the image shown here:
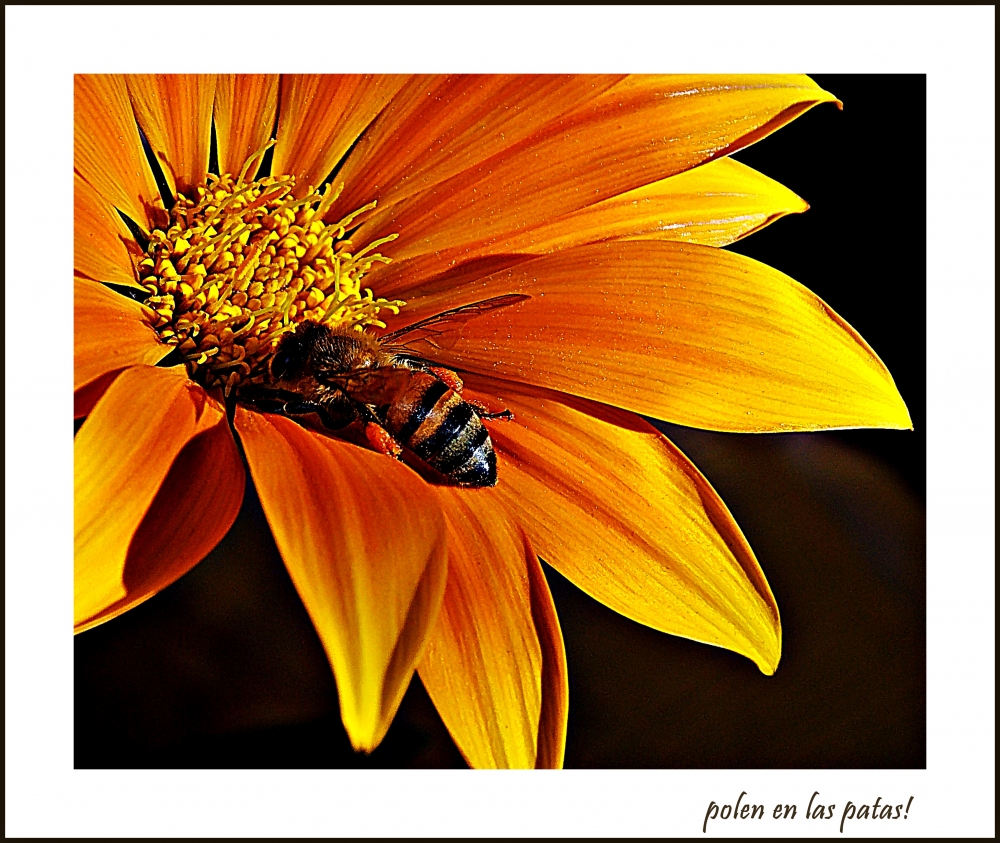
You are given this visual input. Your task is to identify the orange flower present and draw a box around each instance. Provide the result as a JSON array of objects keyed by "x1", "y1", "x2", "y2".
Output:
[{"x1": 74, "y1": 74, "x2": 911, "y2": 768}]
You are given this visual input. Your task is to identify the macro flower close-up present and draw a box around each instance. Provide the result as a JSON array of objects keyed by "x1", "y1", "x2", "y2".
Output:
[{"x1": 74, "y1": 73, "x2": 912, "y2": 769}]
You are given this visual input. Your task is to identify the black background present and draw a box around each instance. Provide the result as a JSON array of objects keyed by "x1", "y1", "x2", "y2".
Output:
[{"x1": 75, "y1": 75, "x2": 925, "y2": 769}]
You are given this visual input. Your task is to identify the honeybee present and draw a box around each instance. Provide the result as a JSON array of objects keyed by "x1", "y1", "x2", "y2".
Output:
[{"x1": 240, "y1": 294, "x2": 529, "y2": 487}]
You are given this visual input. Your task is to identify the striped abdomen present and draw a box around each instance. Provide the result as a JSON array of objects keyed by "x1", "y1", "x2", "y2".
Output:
[{"x1": 384, "y1": 374, "x2": 497, "y2": 487}]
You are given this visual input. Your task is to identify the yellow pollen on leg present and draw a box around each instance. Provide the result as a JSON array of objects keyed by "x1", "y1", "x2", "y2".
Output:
[{"x1": 138, "y1": 144, "x2": 403, "y2": 395}]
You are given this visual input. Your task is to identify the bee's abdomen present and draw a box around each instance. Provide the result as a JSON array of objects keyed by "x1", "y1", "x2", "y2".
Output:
[{"x1": 385, "y1": 376, "x2": 498, "y2": 488}]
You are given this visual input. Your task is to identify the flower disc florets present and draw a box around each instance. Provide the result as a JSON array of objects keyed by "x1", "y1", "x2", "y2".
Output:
[{"x1": 139, "y1": 156, "x2": 402, "y2": 395}]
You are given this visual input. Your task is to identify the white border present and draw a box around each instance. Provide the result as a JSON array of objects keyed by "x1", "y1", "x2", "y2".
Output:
[{"x1": 5, "y1": 5, "x2": 995, "y2": 838}]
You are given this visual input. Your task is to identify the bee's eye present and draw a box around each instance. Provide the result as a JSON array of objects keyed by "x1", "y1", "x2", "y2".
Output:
[{"x1": 270, "y1": 347, "x2": 297, "y2": 380}]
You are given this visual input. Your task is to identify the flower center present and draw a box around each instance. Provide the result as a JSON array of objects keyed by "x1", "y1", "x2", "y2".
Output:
[{"x1": 138, "y1": 146, "x2": 403, "y2": 395}]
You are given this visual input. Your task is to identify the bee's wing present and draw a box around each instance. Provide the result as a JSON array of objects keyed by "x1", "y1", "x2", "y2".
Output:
[
  {"x1": 317, "y1": 366, "x2": 414, "y2": 405},
  {"x1": 381, "y1": 294, "x2": 530, "y2": 354}
]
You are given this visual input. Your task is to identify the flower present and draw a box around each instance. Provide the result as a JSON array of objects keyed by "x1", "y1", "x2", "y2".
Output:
[{"x1": 74, "y1": 74, "x2": 911, "y2": 769}]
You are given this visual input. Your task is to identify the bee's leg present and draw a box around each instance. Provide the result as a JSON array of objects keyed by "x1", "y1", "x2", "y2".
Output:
[
  {"x1": 240, "y1": 386, "x2": 346, "y2": 428},
  {"x1": 365, "y1": 422, "x2": 403, "y2": 459},
  {"x1": 239, "y1": 385, "x2": 311, "y2": 414},
  {"x1": 311, "y1": 394, "x2": 356, "y2": 431},
  {"x1": 353, "y1": 403, "x2": 403, "y2": 458},
  {"x1": 425, "y1": 366, "x2": 464, "y2": 393},
  {"x1": 467, "y1": 399, "x2": 514, "y2": 422},
  {"x1": 364, "y1": 423, "x2": 403, "y2": 459},
  {"x1": 282, "y1": 399, "x2": 323, "y2": 415},
  {"x1": 315, "y1": 407, "x2": 353, "y2": 431},
  {"x1": 421, "y1": 367, "x2": 511, "y2": 420}
]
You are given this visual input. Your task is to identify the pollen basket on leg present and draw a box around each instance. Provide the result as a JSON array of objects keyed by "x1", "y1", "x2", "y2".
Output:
[{"x1": 138, "y1": 152, "x2": 403, "y2": 395}]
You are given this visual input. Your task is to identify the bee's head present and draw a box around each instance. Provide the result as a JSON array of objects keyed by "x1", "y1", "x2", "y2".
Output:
[{"x1": 269, "y1": 321, "x2": 327, "y2": 382}]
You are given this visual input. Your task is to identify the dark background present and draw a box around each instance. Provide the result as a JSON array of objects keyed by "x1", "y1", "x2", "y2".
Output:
[{"x1": 75, "y1": 75, "x2": 926, "y2": 768}]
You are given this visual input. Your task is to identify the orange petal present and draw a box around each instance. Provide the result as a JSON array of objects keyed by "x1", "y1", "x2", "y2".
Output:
[
  {"x1": 126, "y1": 74, "x2": 217, "y2": 196},
  {"x1": 214, "y1": 74, "x2": 279, "y2": 178},
  {"x1": 500, "y1": 157, "x2": 808, "y2": 253},
  {"x1": 235, "y1": 408, "x2": 448, "y2": 751},
  {"x1": 526, "y1": 542, "x2": 568, "y2": 769},
  {"x1": 332, "y1": 74, "x2": 624, "y2": 220},
  {"x1": 75, "y1": 370, "x2": 123, "y2": 419},
  {"x1": 74, "y1": 278, "x2": 170, "y2": 391},
  {"x1": 419, "y1": 491, "x2": 548, "y2": 769},
  {"x1": 76, "y1": 406, "x2": 243, "y2": 632},
  {"x1": 397, "y1": 241, "x2": 911, "y2": 432},
  {"x1": 272, "y1": 75, "x2": 407, "y2": 195},
  {"x1": 75, "y1": 367, "x2": 229, "y2": 628},
  {"x1": 359, "y1": 74, "x2": 838, "y2": 297},
  {"x1": 74, "y1": 173, "x2": 142, "y2": 288},
  {"x1": 473, "y1": 376, "x2": 781, "y2": 673},
  {"x1": 74, "y1": 74, "x2": 160, "y2": 230}
]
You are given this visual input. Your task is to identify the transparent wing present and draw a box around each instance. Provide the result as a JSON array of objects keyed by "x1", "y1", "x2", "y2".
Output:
[
  {"x1": 381, "y1": 294, "x2": 530, "y2": 353},
  {"x1": 316, "y1": 366, "x2": 416, "y2": 405}
]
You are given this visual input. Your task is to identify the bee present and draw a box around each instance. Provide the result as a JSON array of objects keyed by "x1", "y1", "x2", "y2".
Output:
[{"x1": 239, "y1": 295, "x2": 529, "y2": 487}]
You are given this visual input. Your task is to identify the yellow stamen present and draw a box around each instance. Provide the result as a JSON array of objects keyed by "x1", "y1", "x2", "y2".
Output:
[
  {"x1": 139, "y1": 151, "x2": 404, "y2": 393},
  {"x1": 316, "y1": 180, "x2": 345, "y2": 219},
  {"x1": 237, "y1": 139, "x2": 276, "y2": 186}
]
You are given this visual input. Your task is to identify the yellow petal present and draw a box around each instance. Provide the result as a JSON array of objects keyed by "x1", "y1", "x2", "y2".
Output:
[
  {"x1": 471, "y1": 376, "x2": 781, "y2": 673},
  {"x1": 74, "y1": 278, "x2": 170, "y2": 391},
  {"x1": 74, "y1": 173, "x2": 143, "y2": 288},
  {"x1": 272, "y1": 74, "x2": 407, "y2": 196},
  {"x1": 360, "y1": 74, "x2": 837, "y2": 298},
  {"x1": 235, "y1": 408, "x2": 448, "y2": 751},
  {"x1": 214, "y1": 74, "x2": 279, "y2": 178},
  {"x1": 419, "y1": 491, "x2": 545, "y2": 769},
  {"x1": 126, "y1": 74, "x2": 217, "y2": 196},
  {"x1": 74, "y1": 74, "x2": 160, "y2": 230},
  {"x1": 501, "y1": 157, "x2": 808, "y2": 253},
  {"x1": 396, "y1": 241, "x2": 911, "y2": 432},
  {"x1": 75, "y1": 367, "x2": 229, "y2": 627},
  {"x1": 332, "y1": 74, "x2": 623, "y2": 219}
]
